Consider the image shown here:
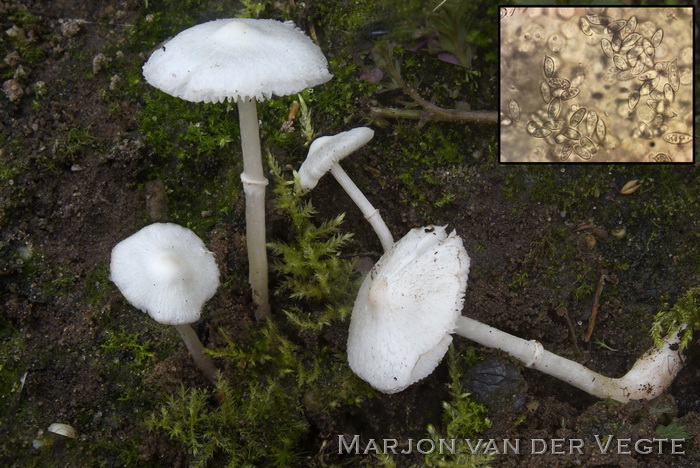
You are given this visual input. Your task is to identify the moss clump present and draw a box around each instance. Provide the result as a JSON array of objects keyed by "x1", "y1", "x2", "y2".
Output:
[
  {"x1": 152, "y1": 318, "x2": 369, "y2": 467},
  {"x1": 651, "y1": 286, "x2": 700, "y2": 350},
  {"x1": 148, "y1": 158, "x2": 369, "y2": 466},
  {"x1": 267, "y1": 157, "x2": 359, "y2": 330},
  {"x1": 4, "y1": 7, "x2": 44, "y2": 67},
  {"x1": 378, "y1": 348, "x2": 494, "y2": 467},
  {"x1": 133, "y1": 90, "x2": 244, "y2": 232},
  {"x1": 101, "y1": 328, "x2": 156, "y2": 370},
  {"x1": 312, "y1": 58, "x2": 380, "y2": 130},
  {"x1": 440, "y1": 348, "x2": 491, "y2": 440},
  {"x1": 149, "y1": 376, "x2": 309, "y2": 467}
]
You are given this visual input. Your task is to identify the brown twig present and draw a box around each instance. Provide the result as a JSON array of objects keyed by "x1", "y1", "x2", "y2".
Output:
[
  {"x1": 584, "y1": 273, "x2": 609, "y2": 342},
  {"x1": 369, "y1": 106, "x2": 497, "y2": 124},
  {"x1": 556, "y1": 306, "x2": 580, "y2": 353},
  {"x1": 372, "y1": 43, "x2": 498, "y2": 125}
]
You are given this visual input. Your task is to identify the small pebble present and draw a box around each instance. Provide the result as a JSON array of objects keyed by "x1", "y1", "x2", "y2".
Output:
[
  {"x1": 92, "y1": 53, "x2": 109, "y2": 74},
  {"x1": 612, "y1": 228, "x2": 627, "y2": 239},
  {"x1": 3, "y1": 50, "x2": 21, "y2": 67},
  {"x1": 3, "y1": 79, "x2": 24, "y2": 101},
  {"x1": 61, "y1": 20, "x2": 83, "y2": 38},
  {"x1": 5, "y1": 25, "x2": 26, "y2": 40}
]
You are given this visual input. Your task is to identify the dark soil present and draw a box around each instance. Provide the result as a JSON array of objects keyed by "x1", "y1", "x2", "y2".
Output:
[{"x1": 1, "y1": 1, "x2": 698, "y2": 467}]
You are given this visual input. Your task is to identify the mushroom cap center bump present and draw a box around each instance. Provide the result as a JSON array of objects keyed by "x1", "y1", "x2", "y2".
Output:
[{"x1": 110, "y1": 223, "x2": 220, "y2": 326}]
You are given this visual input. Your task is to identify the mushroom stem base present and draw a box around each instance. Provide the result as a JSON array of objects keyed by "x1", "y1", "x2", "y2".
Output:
[
  {"x1": 174, "y1": 324, "x2": 217, "y2": 384},
  {"x1": 455, "y1": 316, "x2": 685, "y2": 403}
]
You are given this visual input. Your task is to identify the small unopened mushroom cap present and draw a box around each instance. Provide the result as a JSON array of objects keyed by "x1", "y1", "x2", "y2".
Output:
[
  {"x1": 110, "y1": 223, "x2": 220, "y2": 325},
  {"x1": 347, "y1": 226, "x2": 470, "y2": 393},
  {"x1": 142, "y1": 18, "x2": 332, "y2": 103},
  {"x1": 298, "y1": 127, "x2": 374, "y2": 191}
]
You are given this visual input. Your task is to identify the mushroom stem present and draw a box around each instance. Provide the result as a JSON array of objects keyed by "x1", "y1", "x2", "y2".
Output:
[
  {"x1": 237, "y1": 98, "x2": 270, "y2": 321},
  {"x1": 329, "y1": 164, "x2": 394, "y2": 252},
  {"x1": 174, "y1": 324, "x2": 217, "y2": 384},
  {"x1": 455, "y1": 316, "x2": 685, "y2": 403}
]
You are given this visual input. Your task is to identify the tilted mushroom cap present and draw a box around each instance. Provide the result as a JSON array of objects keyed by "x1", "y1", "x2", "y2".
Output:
[
  {"x1": 298, "y1": 127, "x2": 374, "y2": 191},
  {"x1": 346, "y1": 225, "x2": 470, "y2": 393},
  {"x1": 142, "y1": 18, "x2": 332, "y2": 103},
  {"x1": 110, "y1": 223, "x2": 220, "y2": 325}
]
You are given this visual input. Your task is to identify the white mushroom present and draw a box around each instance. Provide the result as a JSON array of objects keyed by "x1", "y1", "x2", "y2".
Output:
[
  {"x1": 143, "y1": 18, "x2": 332, "y2": 320},
  {"x1": 299, "y1": 127, "x2": 394, "y2": 251},
  {"x1": 347, "y1": 226, "x2": 466, "y2": 393},
  {"x1": 454, "y1": 317, "x2": 685, "y2": 403},
  {"x1": 110, "y1": 223, "x2": 220, "y2": 383},
  {"x1": 347, "y1": 226, "x2": 686, "y2": 402}
]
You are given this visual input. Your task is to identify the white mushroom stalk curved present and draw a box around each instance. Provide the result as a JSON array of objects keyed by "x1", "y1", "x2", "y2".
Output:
[
  {"x1": 299, "y1": 127, "x2": 394, "y2": 252},
  {"x1": 347, "y1": 226, "x2": 686, "y2": 402},
  {"x1": 455, "y1": 316, "x2": 685, "y2": 403},
  {"x1": 110, "y1": 223, "x2": 220, "y2": 383},
  {"x1": 143, "y1": 18, "x2": 332, "y2": 320}
]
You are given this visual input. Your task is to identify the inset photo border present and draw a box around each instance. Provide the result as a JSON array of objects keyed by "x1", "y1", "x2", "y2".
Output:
[{"x1": 499, "y1": 6, "x2": 694, "y2": 164}]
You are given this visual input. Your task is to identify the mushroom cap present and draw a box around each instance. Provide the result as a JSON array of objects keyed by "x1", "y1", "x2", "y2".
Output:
[
  {"x1": 298, "y1": 127, "x2": 375, "y2": 191},
  {"x1": 347, "y1": 226, "x2": 470, "y2": 394},
  {"x1": 142, "y1": 18, "x2": 332, "y2": 103},
  {"x1": 110, "y1": 223, "x2": 220, "y2": 325}
]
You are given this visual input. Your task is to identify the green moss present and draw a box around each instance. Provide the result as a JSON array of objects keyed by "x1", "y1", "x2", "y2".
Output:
[
  {"x1": 267, "y1": 157, "x2": 359, "y2": 330},
  {"x1": 129, "y1": 90, "x2": 244, "y2": 231},
  {"x1": 5, "y1": 7, "x2": 44, "y2": 66},
  {"x1": 389, "y1": 122, "x2": 476, "y2": 207},
  {"x1": 98, "y1": 1, "x2": 253, "y2": 231},
  {"x1": 83, "y1": 262, "x2": 112, "y2": 307},
  {"x1": 153, "y1": 319, "x2": 369, "y2": 467},
  {"x1": 509, "y1": 271, "x2": 529, "y2": 290},
  {"x1": 379, "y1": 348, "x2": 494, "y2": 467},
  {"x1": 441, "y1": 349, "x2": 491, "y2": 439},
  {"x1": 313, "y1": 58, "x2": 380, "y2": 130},
  {"x1": 656, "y1": 421, "x2": 690, "y2": 440},
  {"x1": 101, "y1": 328, "x2": 156, "y2": 370},
  {"x1": 139, "y1": 92, "x2": 236, "y2": 160},
  {"x1": 651, "y1": 286, "x2": 700, "y2": 350},
  {"x1": 150, "y1": 376, "x2": 309, "y2": 467},
  {"x1": 427, "y1": 0, "x2": 498, "y2": 71},
  {"x1": 57, "y1": 126, "x2": 100, "y2": 159},
  {"x1": 147, "y1": 157, "x2": 371, "y2": 465},
  {"x1": 358, "y1": 41, "x2": 496, "y2": 208}
]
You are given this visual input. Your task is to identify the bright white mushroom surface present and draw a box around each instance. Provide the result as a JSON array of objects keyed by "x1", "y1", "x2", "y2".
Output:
[
  {"x1": 347, "y1": 226, "x2": 469, "y2": 393},
  {"x1": 455, "y1": 316, "x2": 685, "y2": 403},
  {"x1": 299, "y1": 127, "x2": 394, "y2": 251},
  {"x1": 142, "y1": 18, "x2": 332, "y2": 320},
  {"x1": 110, "y1": 223, "x2": 219, "y2": 325},
  {"x1": 110, "y1": 223, "x2": 220, "y2": 383},
  {"x1": 347, "y1": 225, "x2": 686, "y2": 402},
  {"x1": 142, "y1": 18, "x2": 332, "y2": 103}
]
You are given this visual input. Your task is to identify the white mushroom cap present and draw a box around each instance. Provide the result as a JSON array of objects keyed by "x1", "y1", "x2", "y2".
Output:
[
  {"x1": 110, "y1": 223, "x2": 220, "y2": 325},
  {"x1": 347, "y1": 226, "x2": 470, "y2": 393},
  {"x1": 298, "y1": 127, "x2": 375, "y2": 191},
  {"x1": 142, "y1": 18, "x2": 332, "y2": 103}
]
